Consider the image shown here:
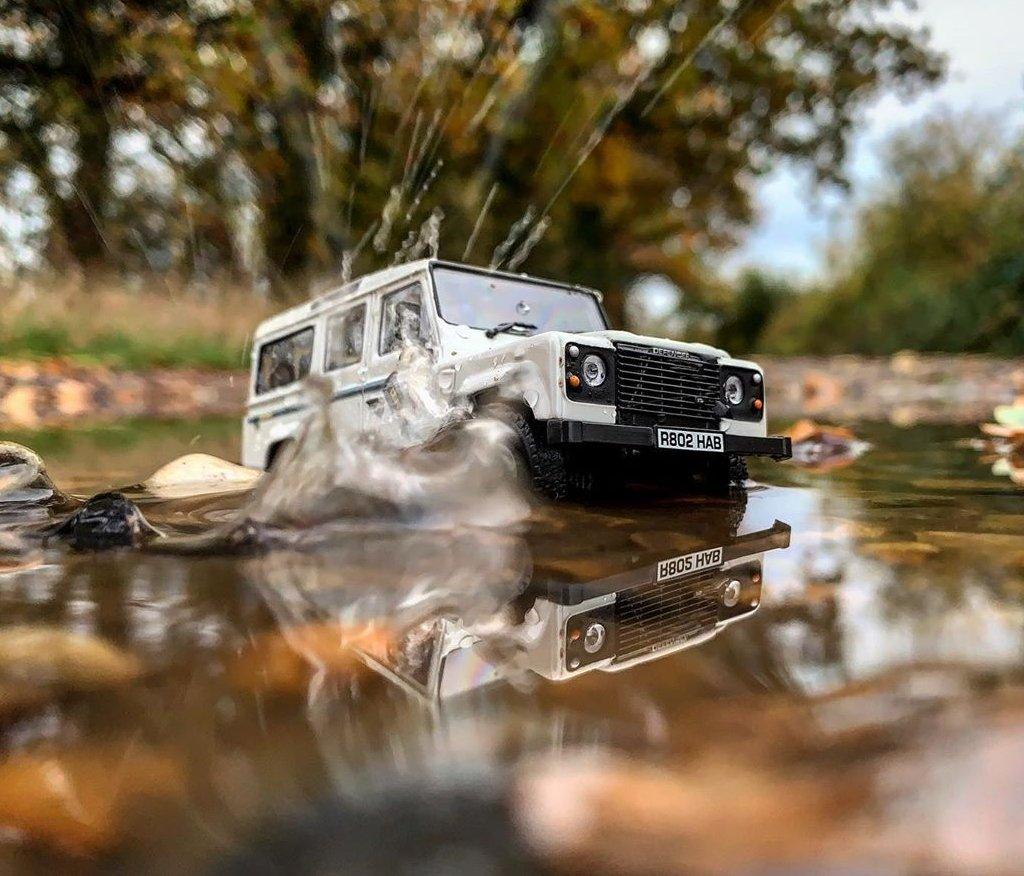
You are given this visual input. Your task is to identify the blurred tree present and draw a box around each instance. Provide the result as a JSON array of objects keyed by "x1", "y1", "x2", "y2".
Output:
[
  {"x1": 715, "y1": 270, "x2": 795, "y2": 352},
  {"x1": 761, "y1": 114, "x2": 1024, "y2": 355},
  {"x1": 0, "y1": 0, "x2": 944, "y2": 316}
]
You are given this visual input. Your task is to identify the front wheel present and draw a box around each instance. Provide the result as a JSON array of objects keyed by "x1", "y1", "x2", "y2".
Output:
[{"x1": 488, "y1": 407, "x2": 568, "y2": 501}]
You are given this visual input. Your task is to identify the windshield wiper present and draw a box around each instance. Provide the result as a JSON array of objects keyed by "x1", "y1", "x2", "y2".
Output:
[{"x1": 484, "y1": 321, "x2": 538, "y2": 339}]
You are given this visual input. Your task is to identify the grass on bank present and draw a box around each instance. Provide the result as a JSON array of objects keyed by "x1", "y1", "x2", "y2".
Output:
[{"x1": 1, "y1": 277, "x2": 279, "y2": 371}]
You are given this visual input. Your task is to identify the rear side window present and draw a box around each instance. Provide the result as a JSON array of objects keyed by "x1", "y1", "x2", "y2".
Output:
[
  {"x1": 325, "y1": 304, "x2": 366, "y2": 371},
  {"x1": 255, "y1": 327, "x2": 314, "y2": 395},
  {"x1": 379, "y1": 283, "x2": 428, "y2": 355}
]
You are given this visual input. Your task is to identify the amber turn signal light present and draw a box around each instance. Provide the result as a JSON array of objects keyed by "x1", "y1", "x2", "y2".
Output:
[
  {"x1": 753, "y1": 399, "x2": 763, "y2": 411},
  {"x1": 568, "y1": 374, "x2": 581, "y2": 389}
]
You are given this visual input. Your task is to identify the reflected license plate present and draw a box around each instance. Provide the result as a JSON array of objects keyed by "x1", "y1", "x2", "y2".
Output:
[
  {"x1": 655, "y1": 428, "x2": 724, "y2": 452},
  {"x1": 656, "y1": 546, "x2": 724, "y2": 582}
]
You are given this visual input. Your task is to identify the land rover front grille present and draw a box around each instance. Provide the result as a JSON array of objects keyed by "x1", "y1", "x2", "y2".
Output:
[
  {"x1": 613, "y1": 570, "x2": 719, "y2": 663},
  {"x1": 614, "y1": 343, "x2": 721, "y2": 427}
]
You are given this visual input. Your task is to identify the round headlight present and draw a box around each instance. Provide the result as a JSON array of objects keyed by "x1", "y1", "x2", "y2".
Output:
[
  {"x1": 583, "y1": 622, "x2": 606, "y2": 654},
  {"x1": 723, "y1": 579, "x2": 742, "y2": 608},
  {"x1": 724, "y1": 375, "x2": 745, "y2": 406},
  {"x1": 582, "y1": 354, "x2": 607, "y2": 388}
]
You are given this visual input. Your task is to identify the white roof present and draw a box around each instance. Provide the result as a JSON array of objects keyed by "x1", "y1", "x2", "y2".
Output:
[{"x1": 253, "y1": 259, "x2": 602, "y2": 338}]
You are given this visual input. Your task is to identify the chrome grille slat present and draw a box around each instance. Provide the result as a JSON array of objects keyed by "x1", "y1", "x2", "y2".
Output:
[
  {"x1": 613, "y1": 570, "x2": 720, "y2": 660},
  {"x1": 614, "y1": 343, "x2": 721, "y2": 426}
]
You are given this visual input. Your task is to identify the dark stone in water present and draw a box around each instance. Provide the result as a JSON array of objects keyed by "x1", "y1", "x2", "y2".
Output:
[
  {"x1": 212, "y1": 775, "x2": 543, "y2": 875},
  {"x1": 48, "y1": 492, "x2": 162, "y2": 551}
]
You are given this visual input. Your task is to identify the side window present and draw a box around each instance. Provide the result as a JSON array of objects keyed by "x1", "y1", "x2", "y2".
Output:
[
  {"x1": 379, "y1": 283, "x2": 427, "y2": 355},
  {"x1": 324, "y1": 303, "x2": 366, "y2": 371},
  {"x1": 255, "y1": 327, "x2": 314, "y2": 395}
]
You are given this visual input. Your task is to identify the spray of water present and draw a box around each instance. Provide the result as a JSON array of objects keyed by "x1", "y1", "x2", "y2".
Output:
[
  {"x1": 392, "y1": 207, "x2": 445, "y2": 265},
  {"x1": 505, "y1": 215, "x2": 551, "y2": 272},
  {"x1": 489, "y1": 205, "x2": 536, "y2": 271},
  {"x1": 243, "y1": 341, "x2": 528, "y2": 533}
]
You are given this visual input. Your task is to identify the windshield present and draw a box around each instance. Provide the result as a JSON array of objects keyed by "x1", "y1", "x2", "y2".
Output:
[{"x1": 432, "y1": 266, "x2": 607, "y2": 334}]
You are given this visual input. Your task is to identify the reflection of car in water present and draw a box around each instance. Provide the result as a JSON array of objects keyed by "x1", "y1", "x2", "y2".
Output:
[{"x1": 358, "y1": 521, "x2": 791, "y2": 701}]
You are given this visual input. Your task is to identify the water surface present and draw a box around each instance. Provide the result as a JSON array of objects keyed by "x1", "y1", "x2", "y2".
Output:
[{"x1": 0, "y1": 419, "x2": 1021, "y2": 873}]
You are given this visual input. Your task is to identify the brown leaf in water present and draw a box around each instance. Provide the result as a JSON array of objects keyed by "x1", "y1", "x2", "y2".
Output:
[
  {"x1": 227, "y1": 623, "x2": 393, "y2": 695},
  {"x1": 785, "y1": 419, "x2": 856, "y2": 444},
  {"x1": 0, "y1": 747, "x2": 185, "y2": 857},
  {"x1": 0, "y1": 627, "x2": 142, "y2": 690}
]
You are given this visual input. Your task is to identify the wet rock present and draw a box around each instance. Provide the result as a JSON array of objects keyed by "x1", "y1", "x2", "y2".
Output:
[
  {"x1": 47, "y1": 492, "x2": 161, "y2": 550},
  {"x1": 0, "y1": 442, "x2": 66, "y2": 506},
  {"x1": 0, "y1": 626, "x2": 142, "y2": 690},
  {"x1": 143, "y1": 453, "x2": 262, "y2": 499},
  {"x1": 785, "y1": 420, "x2": 871, "y2": 471},
  {"x1": 213, "y1": 773, "x2": 539, "y2": 875},
  {"x1": 226, "y1": 623, "x2": 393, "y2": 695},
  {"x1": 0, "y1": 746, "x2": 185, "y2": 856}
]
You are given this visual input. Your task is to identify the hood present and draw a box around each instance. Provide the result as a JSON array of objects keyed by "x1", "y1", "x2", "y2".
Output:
[{"x1": 579, "y1": 330, "x2": 728, "y2": 360}]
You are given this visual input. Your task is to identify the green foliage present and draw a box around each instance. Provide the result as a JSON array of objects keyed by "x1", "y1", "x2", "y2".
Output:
[
  {"x1": 0, "y1": 0, "x2": 943, "y2": 329},
  {"x1": 715, "y1": 270, "x2": 795, "y2": 353},
  {"x1": 759, "y1": 114, "x2": 1024, "y2": 355},
  {"x1": 1, "y1": 324, "x2": 247, "y2": 371}
]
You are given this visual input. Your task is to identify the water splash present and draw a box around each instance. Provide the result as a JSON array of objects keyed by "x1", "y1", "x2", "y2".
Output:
[
  {"x1": 242, "y1": 342, "x2": 528, "y2": 533},
  {"x1": 489, "y1": 205, "x2": 536, "y2": 270},
  {"x1": 392, "y1": 207, "x2": 445, "y2": 265},
  {"x1": 505, "y1": 215, "x2": 550, "y2": 272},
  {"x1": 372, "y1": 184, "x2": 404, "y2": 254}
]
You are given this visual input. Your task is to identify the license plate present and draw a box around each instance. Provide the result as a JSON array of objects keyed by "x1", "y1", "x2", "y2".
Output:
[
  {"x1": 656, "y1": 428, "x2": 724, "y2": 452},
  {"x1": 656, "y1": 546, "x2": 724, "y2": 582}
]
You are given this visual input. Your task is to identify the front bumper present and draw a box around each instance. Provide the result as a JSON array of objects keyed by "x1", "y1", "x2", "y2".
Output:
[{"x1": 546, "y1": 419, "x2": 792, "y2": 460}]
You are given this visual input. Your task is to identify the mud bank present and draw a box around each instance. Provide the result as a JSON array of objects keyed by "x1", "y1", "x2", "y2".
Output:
[
  {"x1": 1, "y1": 354, "x2": 1020, "y2": 429},
  {"x1": 761, "y1": 353, "x2": 1022, "y2": 425},
  {"x1": 0, "y1": 360, "x2": 245, "y2": 428}
]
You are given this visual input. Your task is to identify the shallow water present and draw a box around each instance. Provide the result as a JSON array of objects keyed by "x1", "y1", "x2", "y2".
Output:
[{"x1": 0, "y1": 418, "x2": 1021, "y2": 873}]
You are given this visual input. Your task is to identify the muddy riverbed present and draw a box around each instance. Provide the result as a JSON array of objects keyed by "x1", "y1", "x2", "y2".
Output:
[{"x1": 0, "y1": 416, "x2": 1021, "y2": 873}]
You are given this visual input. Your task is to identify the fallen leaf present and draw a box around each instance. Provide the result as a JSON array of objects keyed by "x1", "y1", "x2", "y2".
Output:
[{"x1": 227, "y1": 622, "x2": 393, "y2": 695}]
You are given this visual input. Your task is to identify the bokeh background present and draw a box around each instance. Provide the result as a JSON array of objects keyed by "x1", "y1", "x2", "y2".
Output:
[{"x1": 0, "y1": 0, "x2": 1019, "y2": 371}]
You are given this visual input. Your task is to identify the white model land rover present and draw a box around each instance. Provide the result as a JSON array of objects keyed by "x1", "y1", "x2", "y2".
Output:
[{"x1": 243, "y1": 259, "x2": 791, "y2": 496}]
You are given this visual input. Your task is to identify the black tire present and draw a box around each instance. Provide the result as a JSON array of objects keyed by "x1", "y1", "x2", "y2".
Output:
[{"x1": 490, "y1": 407, "x2": 568, "y2": 501}]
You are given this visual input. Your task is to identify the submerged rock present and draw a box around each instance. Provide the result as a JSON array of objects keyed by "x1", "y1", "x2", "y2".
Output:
[
  {"x1": 213, "y1": 772, "x2": 539, "y2": 875},
  {"x1": 0, "y1": 626, "x2": 142, "y2": 690},
  {"x1": 47, "y1": 491, "x2": 161, "y2": 551},
  {"x1": 0, "y1": 746, "x2": 185, "y2": 857}
]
